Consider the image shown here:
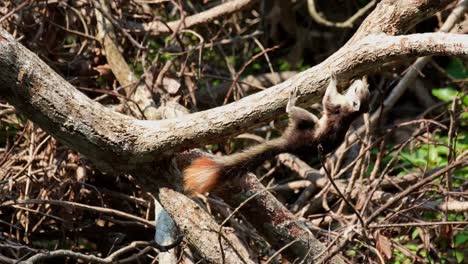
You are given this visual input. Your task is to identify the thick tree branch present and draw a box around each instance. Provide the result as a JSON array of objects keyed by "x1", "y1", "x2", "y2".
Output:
[
  {"x1": 216, "y1": 174, "x2": 346, "y2": 263},
  {"x1": 354, "y1": 0, "x2": 468, "y2": 136},
  {"x1": 0, "y1": 1, "x2": 462, "y2": 262},
  {"x1": 159, "y1": 188, "x2": 254, "y2": 264},
  {"x1": 0, "y1": 30, "x2": 466, "y2": 172},
  {"x1": 348, "y1": 0, "x2": 453, "y2": 43}
]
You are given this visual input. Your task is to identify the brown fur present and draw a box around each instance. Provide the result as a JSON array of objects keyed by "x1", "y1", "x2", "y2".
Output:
[
  {"x1": 183, "y1": 157, "x2": 221, "y2": 194},
  {"x1": 183, "y1": 74, "x2": 369, "y2": 194}
]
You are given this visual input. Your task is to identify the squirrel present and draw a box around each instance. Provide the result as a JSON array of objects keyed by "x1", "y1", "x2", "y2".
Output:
[{"x1": 183, "y1": 72, "x2": 370, "y2": 194}]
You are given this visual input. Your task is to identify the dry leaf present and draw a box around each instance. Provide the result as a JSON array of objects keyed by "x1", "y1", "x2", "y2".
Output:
[{"x1": 375, "y1": 231, "x2": 392, "y2": 260}]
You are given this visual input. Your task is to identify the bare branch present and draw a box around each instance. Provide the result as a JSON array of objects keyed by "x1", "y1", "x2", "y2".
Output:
[
  {"x1": 20, "y1": 241, "x2": 152, "y2": 264},
  {"x1": 422, "y1": 200, "x2": 468, "y2": 213},
  {"x1": 0, "y1": 1, "x2": 464, "y2": 263},
  {"x1": 1, "y1": 199, "x2": 155, "y2": 227},
  {"x1": 158, "y1": 188, "x2": 254, "y2": 264},
  {"x1": 307, "y1": 0, "x2": 376, "y2": 28},
  {"x1": 215, "y1": 174, "x2": 346, "y2": 264},
  {"x1": 366, "y1": 156, "x2": 468, "y2": 224},
  {"x1": 0, "y1": 29, "x2": 466, "y2": 172},
  {"x1": 348, "y1": 0, "x2": 454, "y2": 42},
  {"x1": 128, "y1": 0, "x2": 259, "y2": 36}
]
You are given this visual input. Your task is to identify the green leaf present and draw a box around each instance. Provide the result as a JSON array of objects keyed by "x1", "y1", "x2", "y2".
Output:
[
  {"x1": 400, "y1": 152, "x2": 427, "y2": 167},
  {"x1": 65, "y1": 35, "x2": 76, "y2": 45},
  {"x1": 446, "y1": 58, "x2": 468, "y2": 79},
  {"x1": 411, "y1": 228, "x2": 420, "y2": 240},
  {"x1": 346, "y1": 249, "x2": 357, "y2": 256},
  {"x1": 455, "y1": 250, "x2": 464, "y2": 263},
  {"x1": 252, "y1": 62, "x2": 262, "y2": 70},
  {"x1": 435, "y1": 145, "x2": 450, "y2": 156},
  {"x1": 454, "y1": 231, "x2": 468, "y2": 247},
  {"x1": 427, "y1": 146, "x2": 440, "y2": 165},
  {"x1": 462, "y1": 94, "x2": 468, "y2": 107},
  {"x1": 404, "y1": 243, "x2": 419, "y2": 252},
  {"x1": 279, "y1": 60, "x2": 291, "y2": 71},
  {"x1": 432, "y1": 87, "x2": 459, "y2": 102}
]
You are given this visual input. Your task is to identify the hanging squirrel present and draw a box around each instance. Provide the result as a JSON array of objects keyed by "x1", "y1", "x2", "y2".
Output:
[{"x1": 183, "y1": 72, "x2": 370, "y2": 194}]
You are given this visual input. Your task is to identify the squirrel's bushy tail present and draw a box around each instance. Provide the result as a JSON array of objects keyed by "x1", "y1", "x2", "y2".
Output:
[
  {"x1": 183, "y1": 139, "x2": 285, "y2": 194},
  {"x1": 183, "y1": 157, "x2": 221, "y2": 194}
]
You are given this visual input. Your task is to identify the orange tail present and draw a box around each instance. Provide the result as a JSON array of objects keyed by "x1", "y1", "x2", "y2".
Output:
[{"x1": 183, "y1": 157, "x2": 221, "y2": 194}]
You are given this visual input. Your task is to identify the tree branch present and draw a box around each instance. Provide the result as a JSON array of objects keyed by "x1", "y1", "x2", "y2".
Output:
[
  {"x1": 1, "y1": 199, "x2": 155, "y2": 227},
  {"x1": 0, "y1": 0, "x2": 463, "y2": 262},
  {"x1": 20, "y1": 241, "x2": 152, "y2": 264},
  {"x1": 127, "y1": 0, "x2": 259, "y2": 36},
  {"x1": 307, "y1": 0, "x2": 376, "y2": 28},
  {"x1": 347, "y1": 0, "x2": 453, "y2": 42},
  {"x1": 215, "y1": 174, "x2": 346, "y2": 263},
  {"x1": 159, "y1": 188, "x2": 254, "y2": 264},
  {"x1": 0, "y1": 30, "x2": 466, "y2": 172}
]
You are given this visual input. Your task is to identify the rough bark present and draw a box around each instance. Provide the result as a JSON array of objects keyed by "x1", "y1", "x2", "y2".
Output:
[
  {"x1": 216, "y1": 174, "x2": 346, "y2": 263},
  {"x1": 0, "y1": 0, "x2": 465, "y2": 262},
  {"x1": 159, "y1": 188, "x2": 254, "y2": 264},
  {"x1": 0, "y1": 30, "x2": 466, "y2": 173},
  {"x1": 348, "y1": 0, "x2": 453, "y2": 43}
]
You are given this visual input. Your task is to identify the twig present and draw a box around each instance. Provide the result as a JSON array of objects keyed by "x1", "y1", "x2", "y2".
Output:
[
  {"x1": 1, "y1": 199, "x2": 155, "y2": 227},
  {"x1": 366, "y1": 156, "x2": 468, "y2": 224},
  {"x1": 217, "y1": 185, "x2": 272, "y2": 264},
  {"x1": 223, "y1": 45, "x2": 280, "y2": 104},
  {"x1": 93, "y1": 1, "x2": 146, "y2": 50},
  {"x1": 307, "y1": 0, "x2": 376, "y2": 28},
  {"x1": 20, "y1": 241, "x2": 153, "y2": 264},
  {"x1": 369, "y1": 221, "x2": 468, "y2": 228},
  {"x1": 269, "y1": 180, "x2": 311, "y2": 191},
  {"x1": 312, "y1": 232, "x2": 344, "y2": 262},
  {"x1": 0, "y1": 0, "x2": 32, "y2": 24},
  {"x1": 318, "y1": 145, "x2": 367, "y2": 230},
  {"x1": 264, "y1": 237, "x2": 302, "y2": 264}
]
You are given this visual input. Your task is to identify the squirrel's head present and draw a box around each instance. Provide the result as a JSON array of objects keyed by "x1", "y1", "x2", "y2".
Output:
[
  {"x1": 344, "y1": 76, "x2": 370, "y2": 114},
  {"x1": 323, "y1": 74, "x2": 370, "y2": 118}
]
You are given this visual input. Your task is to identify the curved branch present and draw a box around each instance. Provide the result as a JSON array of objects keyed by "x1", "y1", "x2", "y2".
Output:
[
  {"x1": 307, "y1": 0, "x2": 376, "y2": 28},
  {"x1": 348, "y1": 0, "x2": 453, "y2": 42},
  {"x1": 0, "y1": 1, "x2": 461, "y2": 262},
  {"x1": 21, "y1": 241, "x2": 152, "y2": 264},
  {"x1": 0, "y1": 30, "x2": 466, "y2": 171},
  {"x1": 128, "y1": 0, "x2": 258, "y2": 36}
]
